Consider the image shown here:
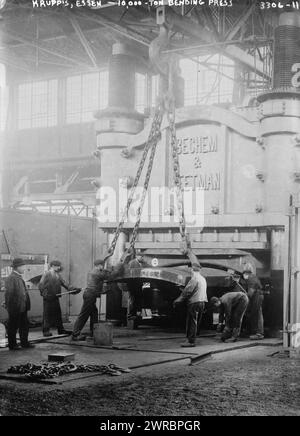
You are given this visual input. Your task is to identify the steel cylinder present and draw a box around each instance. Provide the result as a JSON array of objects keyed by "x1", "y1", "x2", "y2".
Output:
[
  {"x1": 108, "y1": 43, "x2": 136, "y2": 110},
  {"x1": 273, "y1": 12, "x2": 300, "y2": 89}
]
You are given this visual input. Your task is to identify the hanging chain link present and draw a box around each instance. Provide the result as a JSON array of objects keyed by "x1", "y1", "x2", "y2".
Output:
[
  {"x1": 105, "y1": 51, "x2": 190, "y2": 260},
  {"x1": 104, "y1": 100, "x2": 165, "y2": 261},
  {"x1": 128, "y1": 132, "x2": 160, "y2": 251},
  {"x1": 166, "y1": 64, "x2": 189, "y2": 251}
]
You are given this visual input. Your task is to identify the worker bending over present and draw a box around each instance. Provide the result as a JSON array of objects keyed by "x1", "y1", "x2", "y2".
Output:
[
  {"x1": 71, "y1": 259, "x2": 124, "y2": 341},
  {"x1": 39, "y1": 260, "x2": 78, "y2": 337},
  {"x1": 173, "y1": 250, "x2": 207, "y2": 347},
  {"x1": 210, "y1": 291, "x2": 249, "y2": 342}
]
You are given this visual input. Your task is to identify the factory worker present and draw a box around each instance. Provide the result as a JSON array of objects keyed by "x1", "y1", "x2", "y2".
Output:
[
  {"x1": 239, "y1": 265, "x2": 264, "y2": 340},
  {"x1": 210, "y1": 291, "x2": 249, "y2": 342},
  {"x1": 71, "y1": 258, "x2": 124, "y2": 341},
  {"x1": 173, "y1": 250, "x2": 207, "y2": 347},
  {"x1": 39, "y1": 260, "x2": 77, "y2": 337},
  {"x1": 4, "y1": 258, "x2": 34, "y2": 350}
]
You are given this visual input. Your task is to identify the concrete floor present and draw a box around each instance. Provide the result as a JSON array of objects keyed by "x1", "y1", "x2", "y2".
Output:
[
  {"x1": 1, "y1": 324, "x2": 299, "y2": 416},
  {"x1": 0, "y1": 323, "x2": 282, "y2": 384}
]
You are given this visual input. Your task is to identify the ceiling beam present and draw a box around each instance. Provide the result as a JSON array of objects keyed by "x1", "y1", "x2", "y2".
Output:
[
  {"x1": 165, "y1": 37, "x2": 273, "y2": 55},
  {"x1": 165, "y1": 8, "x2": 270, "y2": 79},
  {"x1": 187, "y1": 54, "x2": 235, "y2": 83},
  {"x1": 224, "y1": 3, "x2": 255, "y2": 41},
  {"x1": 68, "y1": 15, "x2": 98, "y2": 68},
  {"x1": 74, "y1": 9, "x2": 151, "y2": 48},
  {"x1": 194, "y1": 6, "x2": 220, "y2": 42},
  {"x1": 1, "y1": 29, "x2": 94, "y2": 70},
  {"x1": 0, "y1": 51, "x2": 31, "y2": 72}
]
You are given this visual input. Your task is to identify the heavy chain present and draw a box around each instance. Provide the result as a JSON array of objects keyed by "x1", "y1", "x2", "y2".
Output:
[
  {"x1": 7, "y1": 362, "x2": 131, "y2": 379},
  {"x1": 105, "y1": 100, "x2": 165, "y2": 261},
  {"x1": 128, "y1": 115, "x2": 163, "y2": 250},
  {"x1": 105, "y1": 57, "x2": 189, "y2": 259},
  {"x1": 166, "y1": 70, "x2": 189, "y2": 251}
]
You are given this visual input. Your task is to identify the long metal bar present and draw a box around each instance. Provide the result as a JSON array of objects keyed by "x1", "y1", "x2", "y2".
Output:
[
  {"x1": 69, "y1": 16, "x2": 98, "y2": 68},
  {"x1": 184, "y1": 54, "x2": 235, "y2": 83},
  {"x1": 164, "y1": 7, "x2": 270, "y2": 79},
  {"x1": 224, "y1": 3, "x2": 255, "y2": 41},
  {"x1": 0, "y1": 52, "x2": 31, "y2": 72},
  {"x1": 194, "y1": 6, "x2": 219, "y2": 41},
  {"x1": 164, "y1": 38, "x2": 274, "y2": 54},
  {"x1": 75, "y1": 9, "x2": 151, "y2": 48},
  {"x1": 0, "y1": 57, "x2": 31, "y2": 72}
]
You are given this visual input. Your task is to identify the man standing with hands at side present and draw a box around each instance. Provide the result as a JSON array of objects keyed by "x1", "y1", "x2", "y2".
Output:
[
  {"x1": 173, "y1": 249, "x2": 207, "y2": 347},
  {"x1": 4, "y1": 258, "x2": 34, "y2": 350}
]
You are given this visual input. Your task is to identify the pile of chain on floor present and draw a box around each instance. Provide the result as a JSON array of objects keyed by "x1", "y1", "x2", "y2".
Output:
[{"x1": 7, "y1": 362, "x2": 131, "y2": 379}]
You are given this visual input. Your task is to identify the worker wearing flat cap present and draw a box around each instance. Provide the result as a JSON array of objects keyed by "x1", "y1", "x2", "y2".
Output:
[
  {"x1": 39, "y1": 260, "x2": 78, "y2": 337},
  {"x1": 173, "y1": 250, "x2": 207, "y2": 347},
  {"x1": 71, "y1": 258, "x2": 124, "y2": 341},
  {"x1": 4, "y1": 258, "x2": 34, "y2": 350}
]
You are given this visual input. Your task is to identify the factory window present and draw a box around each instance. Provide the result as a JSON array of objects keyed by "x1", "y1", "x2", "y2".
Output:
[
  {"x1": 66, "y1": 70, "x2": 108, "y2": 124},
  {"x1": 135, "y1": 72, "x2": 147, "y2": 114},
  {"x1": 18, "y1": 79, "x2": 58, "y2": 129},
  {"x1": 180, "y1": 55, "x2": 234, "y2": 106},
  {"x1": 0, "y1": 64, "x2": 6, "y2": 131},
  {"x1": 151, "y1": 75, "x2": 160, "y2": 108}
]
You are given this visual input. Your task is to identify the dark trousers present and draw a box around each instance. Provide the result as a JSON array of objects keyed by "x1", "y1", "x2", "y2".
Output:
[
  {"x1": 43, "y1": 298, "x2": 64, "y2": 333},
  {"x1": 247, "y1": 292, "x2": 264, "y2": 335},
  {"x1": 222, "y1": 294, "x2": 249, "y2": 340},
  {"x1": 127, "y1": 285, "x2": 142, "y2": 320},
  {"x1": 73, "y1": 292, "x2": 98, "y2": 337},
  {"x1": 7, "y1": 311, "x2": 29, "y2": 349},
  {"x1": 186, "y1": 302, "x2": 205, "y2": 344}
]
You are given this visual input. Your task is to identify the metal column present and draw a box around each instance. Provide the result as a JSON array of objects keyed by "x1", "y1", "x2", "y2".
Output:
[{"x1": 286, "y1": 194, "x2": 300, "y2": 350}]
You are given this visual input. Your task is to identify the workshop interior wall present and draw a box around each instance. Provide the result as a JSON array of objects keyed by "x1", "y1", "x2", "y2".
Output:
[
  {"x1": 4, "y1": 123, "x2": 96, "y2": 162},
  {"x1": 0, "y1": 208, "x2": 106, "y2": 321}
]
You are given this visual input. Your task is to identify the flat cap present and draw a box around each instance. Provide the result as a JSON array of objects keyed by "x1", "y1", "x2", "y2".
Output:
[
  {"x1": 50, "y1": 260, "x2": 62, "y2": 267},
  {"x1": 11, "y1": 258, "x2": 26, "y2": 269}
]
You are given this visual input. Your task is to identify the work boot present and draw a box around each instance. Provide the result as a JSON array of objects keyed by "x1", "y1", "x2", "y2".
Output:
[
  {"x1": 43, "y1": 332, "x2": 52, "y2": 337},
  {"x1": 249, "y1": 334, "x2": 264, "y2": 340},
  {"x1": 181, "y1": 341, "x2": 195, "y2": 348},
  {"x1": 226, "y1": 337, "x2": 238, "y2": 343},
  {"x1": 58, "y1": 330, "x2": 69, "y2": 335},
  {"x1": 71, "y1": 334, "x2": 86, "y2": 341},
  {"x1": 9, "y1": 345, "x2": 22, "y2": 351},
  {"x1": 21, "y1": 343, "x2": 35, "y2": 349}
]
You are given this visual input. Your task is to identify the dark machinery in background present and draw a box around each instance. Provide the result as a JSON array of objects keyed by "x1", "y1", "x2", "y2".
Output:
[{"x1": 108, "y1": 261, "x2": 273, "y2": 332}]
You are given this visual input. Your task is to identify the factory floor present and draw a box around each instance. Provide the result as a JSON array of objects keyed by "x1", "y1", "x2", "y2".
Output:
[{"x1": 0, "y1": 324, "x2": 299, "y2": 416}]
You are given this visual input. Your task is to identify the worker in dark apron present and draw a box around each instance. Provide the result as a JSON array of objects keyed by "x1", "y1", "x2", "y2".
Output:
[{"x1": 39, "y1": 260, "x2": 73, "y2": 337}]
